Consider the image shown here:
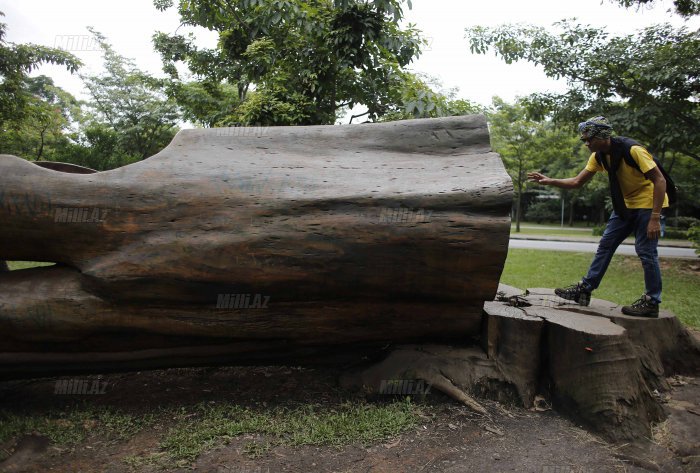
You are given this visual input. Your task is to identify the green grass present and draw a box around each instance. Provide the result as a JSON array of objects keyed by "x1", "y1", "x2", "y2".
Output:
[
  {"x1": 511, "y1": 227, "x2": 594, "y2": 237},
  {"x1": 514, "y1": 221, "x2": 594, "y2": 229},
  {"x1": 510, "y1": 222, "x2": 691, "y2": 244},
  {"x1": 150, "y1": 399, "x2": 420, "y2": 466},
  {"x1": 501, "y1": 248, "x2": 700, "y2": 328},
  {"x1": 7, "y1": 261, "x2": 55, "y2": 270},
  {"x1": 0, "y1": 406, "x2": 156, "y2": 461}
]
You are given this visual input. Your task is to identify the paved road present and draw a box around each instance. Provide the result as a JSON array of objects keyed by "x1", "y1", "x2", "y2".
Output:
[
  {"x1": 509, "y1": 239, "x2": 698, "y2": 259},
  {"x1": 514, "y1": 225, "x2": 591, "y2": 232}
]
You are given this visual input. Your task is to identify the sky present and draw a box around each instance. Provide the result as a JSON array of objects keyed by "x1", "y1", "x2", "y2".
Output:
[{"x1": 1, "y1": 0, "x2": 698, "y2": 123}]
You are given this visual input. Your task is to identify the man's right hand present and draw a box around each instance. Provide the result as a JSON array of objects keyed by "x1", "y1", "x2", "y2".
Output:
[{"x1": 527, "y1": 172, "x2": 552, "y2": 185}]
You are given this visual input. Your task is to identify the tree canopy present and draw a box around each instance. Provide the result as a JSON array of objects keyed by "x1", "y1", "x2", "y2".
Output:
[
  {"x1": 466, "y1": 21, "x2": 700, "y2": 164},
  {"x1": 613, "y1": 0, "x2": 700, "y2": 17},
  {"x1": 0, "y1": 75, "x2": 81, "y2": 161},
  {"x1": 151, "y1": 0, "x2": 425, "y2": 125},
  {"x1": 0, "y1": 11, "x2": 81, "y2": 128},
  {"x1": 80, "y1": 29, "x2": 180, "y2": 164},
  {"x1": 487, "y1": 97, "x2": 582, "y2": 230}
]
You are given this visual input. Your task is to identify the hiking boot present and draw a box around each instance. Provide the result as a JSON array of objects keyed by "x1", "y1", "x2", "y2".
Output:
[
  {"x1": 554, "y1": 282, "x2": 591, "y2": 306},
  {"x1": 621, "y1": 295, "x2": 659, "y2": 318}
]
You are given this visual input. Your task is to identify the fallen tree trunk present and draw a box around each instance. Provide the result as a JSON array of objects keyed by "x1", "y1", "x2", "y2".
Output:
[{"x1": 0, "y1": 115, "x2": 512, "y2": 378}]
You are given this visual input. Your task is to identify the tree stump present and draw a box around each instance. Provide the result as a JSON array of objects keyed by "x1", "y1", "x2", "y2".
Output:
[
  {"x1": 343, "y1": 284, "x2": 700, "y2": 442},
  {"x1": 0, "y1": 115, "x2": 512, "y2": 378}
]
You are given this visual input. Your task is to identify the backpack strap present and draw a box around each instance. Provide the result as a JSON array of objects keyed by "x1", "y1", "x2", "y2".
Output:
[
  {"x1": 594, "y1": 152, "x2": 606, "y2": 171},
  {"x1": 595, "y1": 150, "x2": 620, "y2": 172},
  {"x1": 615, "y1": 137, "x2": 646, "y2": 175},
  {"x1": 617, "y1": 138, "x2": 678, "y2": 205},
  {"x1": 622, "y1": 150, "x2": 643, "y2": 174}
]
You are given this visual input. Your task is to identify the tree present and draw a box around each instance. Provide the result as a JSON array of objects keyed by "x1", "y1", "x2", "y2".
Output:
[
  {"x1": 534, "y1": 126, "x2": 609, "y2": 226},
  {"x1": 664, "y1": 152, "x2": 700, "y2": 219},
  {"x1": 79, "y1": 29, "x2": 181, "y2": 166},
  {"x1": 488, "y1": 98, "x2": 537, "y2": 232},
  {"x1": 378, "y1": 73, "x2": 482, "y2": 122},
  {"x1": 149, "y1": 79, "x2": 241, "y2": 128},
  {"x1": 612, "y1": 0, "x2": 700, "y2": 17},
  {"x1": 465, "y1": 21, "x2": 700, "y2": 164},
  {"x1": 0, "y1": 75, "x2": 81, "y2": 161},
  {"x1": 0, "y1": 11, "x2": 81, "y2": 129},
  {"x1": 488, "y1": 97, "x2": 581, "y2": 231},
  {"x1": 151, "y1": 0, "x2": 425, "y2": 125}
]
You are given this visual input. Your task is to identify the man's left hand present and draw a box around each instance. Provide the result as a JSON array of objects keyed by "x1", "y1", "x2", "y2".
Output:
[{"x1": 647, "y1": 216, "x2": 661, "y2": 240}]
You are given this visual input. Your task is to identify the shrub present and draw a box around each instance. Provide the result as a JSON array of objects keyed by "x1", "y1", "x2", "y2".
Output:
[
  {"x1": 592, "y1": 224, "x2": 606, "y2": 236},
  {"x1": 662, "y1": 228, "x2": 688, "y2": 240},
  {"x1": 688, "y1": 223, "x2": 700, "y2": 255},
  {"x1": 525, "y1": 200, "x2": 560, "y2": 224},
  {"x1": 665, "y1": 216, "x2": 700, "y2": 230}
]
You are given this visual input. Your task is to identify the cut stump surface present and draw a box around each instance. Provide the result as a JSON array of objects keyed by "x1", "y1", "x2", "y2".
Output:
[{"x1": 344, "y1": 284, "x2": 700, "y2": 442}]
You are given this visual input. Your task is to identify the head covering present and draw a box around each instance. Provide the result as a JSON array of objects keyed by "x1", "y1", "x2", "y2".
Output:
[{"x1": 578, "y1": 116, "x2": 613, "y2": 139}]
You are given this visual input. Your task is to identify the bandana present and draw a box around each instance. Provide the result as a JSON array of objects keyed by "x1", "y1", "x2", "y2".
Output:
[{"x1": 578, "y1": 116, "x2": 613, "y2": 139}]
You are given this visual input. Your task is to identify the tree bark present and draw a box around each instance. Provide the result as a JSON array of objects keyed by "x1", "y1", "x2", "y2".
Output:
[
  {"x1": 343, "y1": 284, "x2": 699, "y2": 442},
  {"x1": 0, "y1": 115, "x2": 513, "y2": 378}
]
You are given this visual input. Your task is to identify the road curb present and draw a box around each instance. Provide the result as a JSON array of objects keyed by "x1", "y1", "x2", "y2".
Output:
[{"x1": 509, "y1": 234, "x2": 694, "y2": 249}]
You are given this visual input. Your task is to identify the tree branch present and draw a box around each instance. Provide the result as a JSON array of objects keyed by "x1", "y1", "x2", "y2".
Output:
[
  {"x1": 349, "y1": 110, "x2": 370, "y2": 124},
  {"x1": 223, "y1": 0, "x2": 253, "y2": 38},
  {"x1": 681, "y1": 149, "x2": 700, "y2": 163}
]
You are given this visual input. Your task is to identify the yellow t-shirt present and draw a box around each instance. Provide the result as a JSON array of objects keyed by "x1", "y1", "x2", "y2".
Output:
[{"x1": 585, "y1": 145, "x2": 669, "y2": 209}]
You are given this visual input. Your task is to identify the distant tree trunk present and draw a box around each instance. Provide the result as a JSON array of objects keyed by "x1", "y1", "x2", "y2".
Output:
[
  {"x1": 515, "y1": 159, "x2": 523, "y2": 232},
  {"x1": 36, "y1": 125, "x2": 47, "y2": 160},
  {"x1": 568, "y1": 198, "x2": 575, "y2": 227},
  {"x1": 667, "y1": 155, "x2": 676, "y2": 174}
]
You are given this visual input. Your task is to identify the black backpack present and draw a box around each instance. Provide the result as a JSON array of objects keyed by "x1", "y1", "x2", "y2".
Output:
[{"x1": 594, "y1": 136, "x2": 678, "y2": 206}]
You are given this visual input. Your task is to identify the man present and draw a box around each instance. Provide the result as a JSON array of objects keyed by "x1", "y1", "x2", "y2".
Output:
[{"x1": 527, "y1": 116, "x2": 668, "y2": 317}]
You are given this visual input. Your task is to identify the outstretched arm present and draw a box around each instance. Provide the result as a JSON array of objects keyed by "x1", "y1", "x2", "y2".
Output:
[{"x1": 527, "y1": 169, "x2": 596, "y2": 189}]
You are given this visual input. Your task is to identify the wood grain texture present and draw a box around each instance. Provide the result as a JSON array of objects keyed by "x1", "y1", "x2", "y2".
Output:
[
  {"x1": 344, "y1": 286, "x2": 698, "y2": 441},
  {"x1": 0, "y1": 115, "x2": 512, "y2": 377}
]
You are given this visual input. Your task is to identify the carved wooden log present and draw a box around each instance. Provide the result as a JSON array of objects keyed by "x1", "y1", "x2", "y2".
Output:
[
  {"x1": 0, "y1": 115, "x2": 512, "y2": 378},
  {"x1": 32, "y1": 161, "x2": 98, "y2": 174},
  {"x1": 0, "y1": 162, "x2": 97, "y2": 274}
]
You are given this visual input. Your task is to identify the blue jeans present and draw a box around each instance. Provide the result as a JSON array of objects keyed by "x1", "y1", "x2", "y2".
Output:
[{"x1": 581, "y1": 209, "x2": 662, "y2": 304}]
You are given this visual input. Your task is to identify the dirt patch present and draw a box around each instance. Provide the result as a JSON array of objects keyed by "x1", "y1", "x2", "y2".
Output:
[
  {"x1": 658, "y1": 259, "x2": 700, "y2": 276},
  {"x1": 1, "y1": 367, "x2": 698, "y2": 473}
]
